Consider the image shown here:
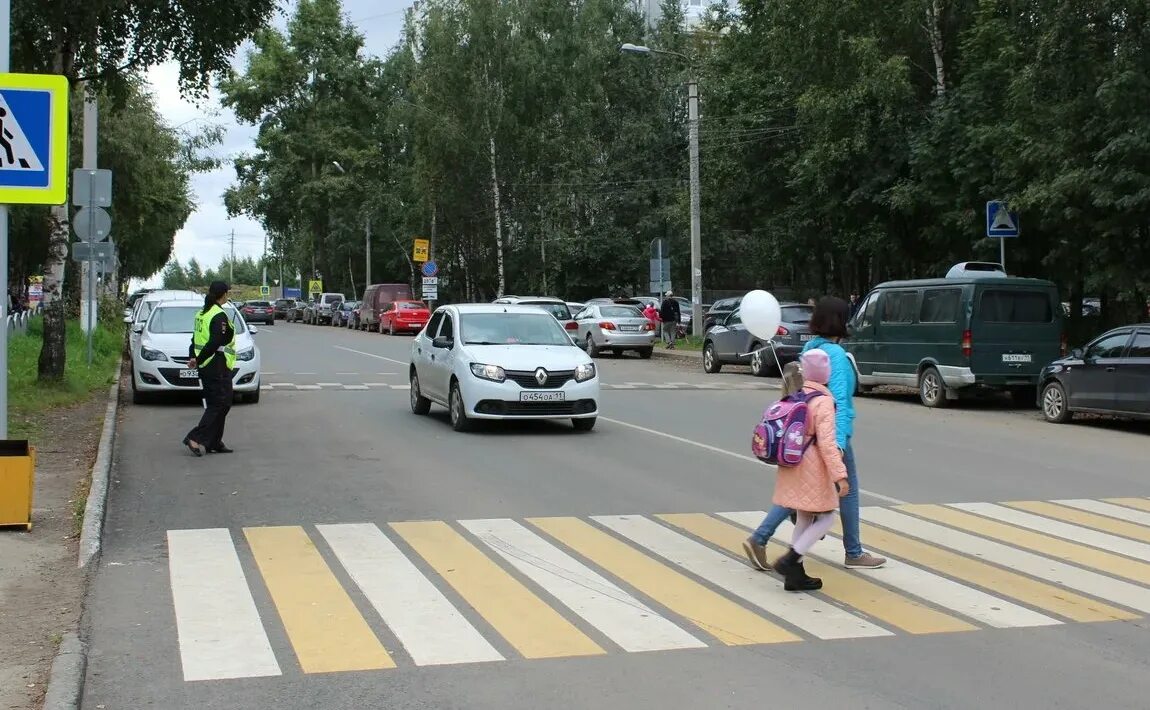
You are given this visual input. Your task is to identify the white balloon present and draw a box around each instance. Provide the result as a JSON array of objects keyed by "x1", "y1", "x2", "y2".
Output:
[{"x1": 741, "y1": 289, "x2": 782, "y2": 341}]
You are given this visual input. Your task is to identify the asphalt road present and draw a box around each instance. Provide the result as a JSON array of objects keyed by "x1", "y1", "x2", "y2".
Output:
[{"x1": 82, "y1": 320, "x2": 1150, "y2": 709}]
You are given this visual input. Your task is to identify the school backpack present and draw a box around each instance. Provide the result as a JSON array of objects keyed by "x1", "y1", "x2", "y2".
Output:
[{"x1": 751, "y1": 391, "x2": 824, "y2": 467}]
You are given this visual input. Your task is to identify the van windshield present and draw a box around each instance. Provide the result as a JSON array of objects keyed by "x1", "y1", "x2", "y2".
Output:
[{"x1": 980, "y1": 290, "x2": 1052, "y2": 323}]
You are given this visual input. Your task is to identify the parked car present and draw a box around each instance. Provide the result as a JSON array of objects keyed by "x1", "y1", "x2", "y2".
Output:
[
  {"x1": 360, "y1": 283, "x2": 416, "y2": 331},
  {"x1": 702, "y1": 303, "x2": 814, "y2": 376},
  {"x1": 704, "y1": 297, "x2": 742, "y2": 331},
  {"x1": 572, "y1": 303, "x2": 656, "y2": 358},
  {"x1": 1038, "y1": 325, "x2": 1150, "y2": 423},
  {"x1": 273, "y1": 298, "x2": 296, "y2": 319},
  {"x1": 241, "y1": 300, "x2": 275, "y2": 325},
  {"x1": 566, "y1": 301, "x2": 585, "y2": 315},
  {"x1": 305, "y1": 293, "x2": 344, "y2": 325},
  {"x1": 847, "y1": 271, "x2": 1064, "y2": 407},
  {"x1": 127, "y1": 290, "x2": 201, "y2": 355},
  {"x1": 130, "y1": 302, "x2": 262, "y2": 404},
  {"x1": 409, "y1": 304, "x2": 599, "y2": 431},
  {"x1": 348, "y1": 301, "x2": 363, "y2": 329},
  {"x1": 493, "y1": 296, "x2": 579, "y2": 337},
  {"x1": 380, "y1": 300, "x2": 431, "y2": 335},
  {"x1": 332, "y1": 300, "x2": 358, "y2": 327},
  {"x1": 287, "y1": 300, "x2": 310, "y2": 322}
]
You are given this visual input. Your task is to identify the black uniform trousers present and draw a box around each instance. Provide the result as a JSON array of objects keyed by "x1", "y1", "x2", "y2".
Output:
[{"x1": 186, "y1": 357, "x2": 233, "y2": 449}]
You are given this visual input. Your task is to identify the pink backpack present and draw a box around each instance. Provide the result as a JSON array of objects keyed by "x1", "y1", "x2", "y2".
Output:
[{"x1": 751, "y1": 391, "x2": 825, "y2": 467}]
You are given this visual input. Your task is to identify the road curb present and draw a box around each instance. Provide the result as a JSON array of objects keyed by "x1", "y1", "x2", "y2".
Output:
[
  {"x1": 40, "y1": 632, "x2": 87, "y2": 710},
  {"x1": 78, "y1": 358, "x2": 122, "y2": 570},
  {"x1": 651, "y1": 348, "x2": 703, "y2": 362}
]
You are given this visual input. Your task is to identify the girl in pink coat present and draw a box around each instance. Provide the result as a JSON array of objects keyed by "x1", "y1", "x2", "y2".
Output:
[{"x1": 770, "y1": 349, "x2": 850, "y2": 591}]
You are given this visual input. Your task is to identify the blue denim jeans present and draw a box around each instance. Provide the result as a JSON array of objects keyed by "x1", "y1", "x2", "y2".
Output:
[{"x1": 752, "y1": 442, "x2": 863, "y2": 558}]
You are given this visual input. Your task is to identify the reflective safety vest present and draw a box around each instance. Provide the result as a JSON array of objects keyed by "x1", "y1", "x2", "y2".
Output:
[{"x1": 193, "y1": 305, "x2": 237, "y2": 370}]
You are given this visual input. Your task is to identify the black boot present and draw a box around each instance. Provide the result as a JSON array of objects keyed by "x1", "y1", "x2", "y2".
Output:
[
  {"x1": 789, "y1": 560, "x2": 823, "y2": 592},
  {"x1": 771, "y1": 548, "x2": 801, "y2": 577}
]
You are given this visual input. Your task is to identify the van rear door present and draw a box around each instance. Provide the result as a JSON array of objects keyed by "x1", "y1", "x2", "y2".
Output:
[{"x1": 971, "y1": 284, "x2": 1062, "y2": 383}]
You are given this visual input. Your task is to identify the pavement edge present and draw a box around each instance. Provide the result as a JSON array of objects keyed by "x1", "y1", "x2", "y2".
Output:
[{"x1": 42, "y1": 357, "x2": 122, "y2": 710}]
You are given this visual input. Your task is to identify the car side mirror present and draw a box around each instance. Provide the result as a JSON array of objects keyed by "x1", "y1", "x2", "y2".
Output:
[
  {"x1": 432, "y1": 335, "x2": 453, "y2": 349},
  {"x1": 248, "y1": 326, "x2": 259, "y2": 335},
  {"x1": 1070, "y1": 347, "x2": 1084, "y2": 360},
  {"x1": 131, "y1": 324, "x2": 143, "y2": 334},
  {"x1": 123, "y1": 316, "x2": 133, "y2": 324}
]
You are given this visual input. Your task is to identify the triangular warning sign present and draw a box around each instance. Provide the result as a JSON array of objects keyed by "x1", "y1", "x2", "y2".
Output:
[
  {"x1": 0, "y1": 93, "x2": 45, "y2": 171},
  {"x1": 990, "y1": 205, "x2": 1016, "y2": 231}
]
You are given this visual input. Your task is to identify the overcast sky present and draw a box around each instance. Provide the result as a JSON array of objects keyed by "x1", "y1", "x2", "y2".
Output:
[{"x1": 137, "y1": 0, "x2": 411, "y2": 287}]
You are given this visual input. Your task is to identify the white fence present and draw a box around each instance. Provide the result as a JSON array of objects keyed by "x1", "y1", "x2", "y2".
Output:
[{"x1": 6, "y1": 310, "x2": 35, "y2": 336}]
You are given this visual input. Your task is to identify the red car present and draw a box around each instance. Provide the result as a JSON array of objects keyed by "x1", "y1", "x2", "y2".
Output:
[
  {"x1": 380, "y1": 300, "x2": 430, "y2": 335},
  {"x1": 241, "y1": 300, "x2": 275, "y2": 325}
]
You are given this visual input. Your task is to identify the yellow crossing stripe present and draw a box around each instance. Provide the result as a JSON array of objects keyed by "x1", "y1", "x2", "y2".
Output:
[
  {"x1": 1006, "y1": 501, "x2": 1150, "y2": 544},
  {"x1": 658, "y1": 513, "x2": 974, "y2": 635},
  {"x1": 899, "y1": 505, "x2": 1150, "y2": 586},
  {"x1": 528, "y1": 516, "x2": 799, "y2": 645},
  {"x1": 850, "y1": 522, "x2": 1134, "y2": 622},
  {"x1": 390, "y1": 521, "x2": 604, "y2": 659},
  {"x1": 1105, "y1": 498, "x2": 1150, "y2": 514},
  {"x1": 244, "y1": 526, "x2": 394, "y2": 673}
]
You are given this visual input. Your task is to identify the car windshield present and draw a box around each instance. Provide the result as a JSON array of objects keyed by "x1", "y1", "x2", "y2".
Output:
[
  {"x1": 398, "y1": 301, "x2": 426, "y2": 310},
  {"x1": 148, "y1": 306, "x2": 243, "y2": 334},
  {"x1": 522, "y1": 301, "x2": 571, "y2": 320},
  {"x1": 781, "y1": 306, "x2": 813, "y2": 324},
  {"x1": 460, "y1": 313, "x2": 572, "y2": 346},
  {"x1": 600, "y1": 305, "x2": 641, "y2": 318}
]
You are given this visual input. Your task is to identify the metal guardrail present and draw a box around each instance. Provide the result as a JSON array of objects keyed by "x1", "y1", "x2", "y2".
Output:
[{"x1": 6, "y1": 310, "x2": 35, "y2": 336}]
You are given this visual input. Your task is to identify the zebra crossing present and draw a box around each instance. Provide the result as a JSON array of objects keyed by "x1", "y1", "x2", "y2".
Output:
[
  {"x1": 165, "y1": 497, "x2": 1150, "y2": 682},
  {"x1": 258, "y1": 380, "x2": 778, "y2": 392}
]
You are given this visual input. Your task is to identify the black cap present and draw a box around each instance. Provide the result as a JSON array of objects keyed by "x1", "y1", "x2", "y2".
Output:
[{"x1": 208, "y1": 281, "x2": 231, "y2": 298}]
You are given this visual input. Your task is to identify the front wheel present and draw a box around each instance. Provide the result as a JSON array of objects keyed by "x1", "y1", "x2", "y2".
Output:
[
  {"x1": 449, "y1": 383, "x2": 473, "y2": 432},
  {"x1": 1041, "y1": 381, "x2": 1072, "y2": 423},
  {"x1": 572, "y1": 417, "x2": 597, "y2": 432},
  {"x1": 919, "y1": 367, "x2": 949, "y2": 408},
  {"x1": 703, "y1": 342, "x2": 722, "y2": 373},
  {"x1": 410, "y1": 372, "x2": 432, "y2": 415},
  {"x1": 389, "y1": 322, "x2": 397, "y2": 336},
  {"x1": 246, "y1": 388, "x2": 261, "y2": 404}
]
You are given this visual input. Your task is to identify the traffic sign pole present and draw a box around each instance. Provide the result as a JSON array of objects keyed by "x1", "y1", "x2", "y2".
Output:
[{"x1": 1, "y1": 0, "x2": 10, "y2": 439}]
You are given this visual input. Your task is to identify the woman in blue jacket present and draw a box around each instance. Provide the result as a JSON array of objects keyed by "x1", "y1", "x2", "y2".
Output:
[{"x1": 742, "y1": 296, "x2": 887, "y2": 570}]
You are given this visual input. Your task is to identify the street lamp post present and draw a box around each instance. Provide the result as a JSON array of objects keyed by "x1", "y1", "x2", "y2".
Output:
[
  {"x1": 621, "y1": 42, "x2": 704, "y2": 337},
  {"x1": 332, "y1": 161, "x2": 373, "y2": 286}
]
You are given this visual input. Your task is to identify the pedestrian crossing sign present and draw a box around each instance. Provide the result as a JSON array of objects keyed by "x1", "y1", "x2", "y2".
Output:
[{"x1": 0, "y1": 73, "x2": 69, "y2": 205}]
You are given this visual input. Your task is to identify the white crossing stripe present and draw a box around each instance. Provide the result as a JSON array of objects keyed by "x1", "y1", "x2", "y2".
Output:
[
  {"x1": 167, "y1": 529, "x2": 281, "y2": 681},
  {"x1": 1059, "y1": 499, "x2": 1150, "y2": 527},
  {"x1": 317, "y1": 524, "x2": 503, "y2": 666},
  {"x1": 592, "y1": 515, "x2": 890, "y2": 640},
  {"x1": 342, "y1": 385, "x2": 369, "y2": 390},
  {"x1": 718, "y1": 512, "x2": 1060, "y2": 630},
  {"x1": 295, "y1": 385, "x2": 321, "y2": 390},
  {"x1": 316, "y1": 382, "x2": 342, "y2": 387},
  {"x1": 864, "y1": 507, "x2": 1150, "y2": 614},
  {"x1": 952, "y1": 503, "x2": 1150, "y2": 562},
  {"x1": 390, "y1": 384, "x2": 411, "y2": 390},
  {"x1": 461, "y1": 519, "x2": 706, "y2": 653}
]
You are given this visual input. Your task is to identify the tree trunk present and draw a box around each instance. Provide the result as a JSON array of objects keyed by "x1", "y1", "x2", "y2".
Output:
[
  {"x1": 488, "y1": 134, "x2": 505, "y2": 298},
  {"x1": 38, "y1": 207, "x2": 70, "y2": 381},
  {"x1": 925, "y1": 0, "x2": 947, "y2": 98}
]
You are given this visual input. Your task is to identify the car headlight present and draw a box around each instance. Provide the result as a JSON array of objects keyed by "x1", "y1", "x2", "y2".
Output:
[
  {"x1": 140, "y1": 346, "x2": 169, "y2": 362},
  {"x1": 236, "y1": 347, "x2": 256, "y2": 362},
  {"x1": 470, "y1": 362, "x2": 506, "y2": 382},
  {"x1": 574, "y1": 362, "x2": 596, "y2": 382}
]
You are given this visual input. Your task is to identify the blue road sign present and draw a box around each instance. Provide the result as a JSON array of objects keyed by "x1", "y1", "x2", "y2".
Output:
[
  {"x1": 986, "y1": 200, "x2": 1020, "y2": 238},
  {"x1": 421, "y1": 260, "x2": 439, "y2": 278},
  {"x1": 0, "y1": 74, "x2": 69, "y2": 205}
]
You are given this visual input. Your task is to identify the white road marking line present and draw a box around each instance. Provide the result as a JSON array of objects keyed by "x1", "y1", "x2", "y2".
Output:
[
  {"x1": 334, "y1": 345, "x2": 409, "y2": 366},
  {"x1": 295, "y1": 372, "x2": 316, "y2": 375},
  {"x1": 1057, "y1": 499, "x2": 1150, "y2": 527},
  {"x1": 598, "y1": 416, "x2": 909, "y2": 506},
  {"x1": 318, "y1": 524, "x2": 504, "y2": 666},
  {"x1": 667, "y1": 382, "x2": 690, "y2": 386},
  {"x1": 390, "y1": 384, "x2": 411, "y2": 390},
  {"x1": 593, "y1": 515, "x2": 890, "y2": 640},
  {"x1": 720, "y1": 511, "x2": 1060, "y2": 629},
  {"x1": 461, "y1": 518, "x2": 705, "y2": 653},
  {"x1": 263, "y1": 371, "x2": 279, "y2": 375},
  {"x1": 294, "y1": 385, "x2": 321, "y2": 390},
  {"x1": 951, "y1": 502, "x2": 1150, "y2": 563},
  {"x1": 605, "y1": 384, "x2": 636, "y2": 389},
  {"x1": 335, "y1": 372, "x2": 359, "y2": 375},
  {"x1": 316, "y1": 382, "x2": 342, "y2": 387},
  {"x1": 623, "y1": 382, "x2": 651, "y2": 386},
  {"x1": 343, "y1": 385, "x2": 369, "y2": 390},
  {"x1": 363, "y1": 382, "x2": 391, "y2": 387},
  {"x1": 863, "y1": 507, "x2": 1150, "y2": 614},
  {"x1": 167, "y1": 529, "x2": 281, "y2": 681}
]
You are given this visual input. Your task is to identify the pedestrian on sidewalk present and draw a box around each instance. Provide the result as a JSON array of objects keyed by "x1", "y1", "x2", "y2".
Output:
[
  {"x1": 742, "y1": 296, "x2": 887, "y2": 570},
  {"x1": 766, "y1": 349, "x2": 849, "y2": 591},
  {"x1": 183, "y1": 281, "x2": 237, "y2": 456},
  {"x1": 658, "y1": 291, "x2": 680, "y2": 349},
  {"x1": 643, "y1": 302, "x2": 660, "y2": 331}
]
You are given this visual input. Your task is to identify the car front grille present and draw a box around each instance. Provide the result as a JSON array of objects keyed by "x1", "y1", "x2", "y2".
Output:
[
  {"x1": 505, "y1": 370, "x2": 575, "y2": 389},
  {"x1": 476, "y1": 399, "x2": 597, "y2": 416}
]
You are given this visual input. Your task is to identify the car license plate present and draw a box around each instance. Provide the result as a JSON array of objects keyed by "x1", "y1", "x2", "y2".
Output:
[
  {"x1": 179, "y1": 368, "x2": 199, "y2": 379},
  {"x1": 619, "y1": 325, "x2": 639, "y2": 332},
  {"x1": 520, "y1": 391, "x2": 565, "y2": 403},
  {"x1": 800, "y1": 334, "x2": 813, "y2": 342},
  {"x1": 1002, "y1": 353, "x2": 1032, "y2": 363}
]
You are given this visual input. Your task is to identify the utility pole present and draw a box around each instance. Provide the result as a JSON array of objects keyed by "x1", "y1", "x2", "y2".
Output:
[
  {"x1": 687, "y1": 79, "x2": 703, "y2": 337},
  {"x1": 365, "y1": 215, "x2": 372, "y2": 286},
  {"x1": 229, "y1": 229, "x2": 235, "y2": 284}
]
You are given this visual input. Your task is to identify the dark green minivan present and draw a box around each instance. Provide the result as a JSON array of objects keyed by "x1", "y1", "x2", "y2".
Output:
[{"x1": 846, "y1": 275, "x2": 1064, "y2": 407}]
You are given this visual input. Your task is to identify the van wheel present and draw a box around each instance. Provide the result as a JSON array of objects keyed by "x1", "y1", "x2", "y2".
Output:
[
  {"x1": 703, "y1": 342, "x2": 722, "y2": 373},
  {"x1": 919, "y1": 367, "x2": 948, "y2": 408},
  {"x1": 1041, "y1": 381, "x2": 1072, "y2": 423}
]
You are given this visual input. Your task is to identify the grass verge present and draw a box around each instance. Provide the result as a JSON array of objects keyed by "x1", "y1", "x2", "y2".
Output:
[
  {"x1": 8, "y1": 318, "x2": 121, "y2": 440},
  {"x1": 665, "y1": 335, "x2": 705, "y2": 352}
]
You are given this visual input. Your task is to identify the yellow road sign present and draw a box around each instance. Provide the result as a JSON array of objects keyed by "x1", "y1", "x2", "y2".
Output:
[
  {"x1": 0, "y1": 73, "x2": 70, "y2": 205},
  {"x1": 413, "y1": 239, "x2": 429, "y2": 263},
  {"x1": 309, "y1": 279, "x2": 323, "y2": 295}
]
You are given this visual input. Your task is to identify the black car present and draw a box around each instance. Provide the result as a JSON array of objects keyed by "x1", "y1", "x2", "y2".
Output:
[
  {"x1": 274, "y1": 298, "x2": 296, "y2": 319},
  {"x1": 1039, "y1": 324, "x2": 1150, "y2": 423}
]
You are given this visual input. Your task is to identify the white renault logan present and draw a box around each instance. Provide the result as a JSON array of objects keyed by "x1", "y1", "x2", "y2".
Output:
[{"x1": 409, "y1": 304, "x2": 599, "y2": 431}]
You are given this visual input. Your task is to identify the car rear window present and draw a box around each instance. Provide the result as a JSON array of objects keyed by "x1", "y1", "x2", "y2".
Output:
[
  {"x1": 601, "y1": 305, "x2": 641, "y2": 318},
  {"x1": 919, "y1": 288, "x2": 961, "y2": 323},
  {"x1": 780, "y1": 306, "x2": 813, "y2": 324},
  {"x1": 521, "y1": 301, "x2": 572, "y2": 319},
  {"x1": 398, "y1": 301, "x2": 427, "y2": 310},
  {"x1": 979, "y1": 290, "x2": 1053, "y2": 323},
  {"x1": 248, "y1": 301, "x2": 271, "y2": 307}
]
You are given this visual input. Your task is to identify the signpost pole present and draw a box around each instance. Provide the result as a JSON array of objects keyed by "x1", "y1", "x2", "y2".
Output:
[
  {"x1": 0, "y1": 0, "x2": 10, "y2": 439},
  {"x1": 86, "y1": 172, "x2": 96, "y2": 365},
  {"x1": 1000, "y1": 237, "x2": 1006, "y2": 272}
]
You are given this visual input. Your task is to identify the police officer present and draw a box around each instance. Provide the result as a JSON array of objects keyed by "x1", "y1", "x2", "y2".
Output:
[{"x1": 182, "y1": 281, "x2": 237, "y2": 456}]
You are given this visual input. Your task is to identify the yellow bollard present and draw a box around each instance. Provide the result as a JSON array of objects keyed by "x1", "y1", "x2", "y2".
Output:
[{"x1": 0, "y1": 440, "x2": 36, "y2": 531}]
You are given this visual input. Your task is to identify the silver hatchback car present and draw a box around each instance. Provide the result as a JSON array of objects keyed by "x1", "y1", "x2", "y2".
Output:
[{"x1": 573, "y1": 304, "x2": 657, "y2": 358}]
